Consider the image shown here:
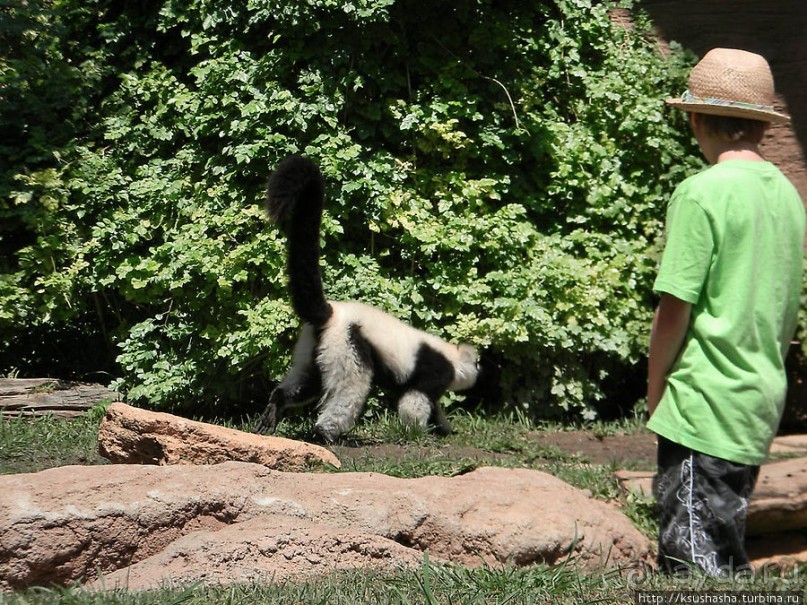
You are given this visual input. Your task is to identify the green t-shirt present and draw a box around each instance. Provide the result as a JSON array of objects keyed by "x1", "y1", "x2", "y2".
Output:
[{"x1": 648, "y1": 160, "x2": 805, "y2": 465}]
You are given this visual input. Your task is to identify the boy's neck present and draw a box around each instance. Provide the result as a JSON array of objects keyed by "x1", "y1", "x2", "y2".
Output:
[{"x1": 712, "y1": 142, "x2": 766, "y2": 165}]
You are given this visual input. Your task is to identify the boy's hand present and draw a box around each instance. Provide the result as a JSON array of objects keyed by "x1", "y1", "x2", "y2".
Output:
[{"x1": 647, "y1": 294, "x2": 692, "y2": 417}]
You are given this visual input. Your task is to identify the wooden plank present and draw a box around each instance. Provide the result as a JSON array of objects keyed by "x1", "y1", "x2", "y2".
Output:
[{"x1": 0, "y1": 378, "x2": 121, "y2": 419}]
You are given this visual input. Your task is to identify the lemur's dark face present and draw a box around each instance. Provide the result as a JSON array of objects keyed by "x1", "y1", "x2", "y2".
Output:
[{"x1": 462, "y1": 348, "x2": 502, "y2": 407}]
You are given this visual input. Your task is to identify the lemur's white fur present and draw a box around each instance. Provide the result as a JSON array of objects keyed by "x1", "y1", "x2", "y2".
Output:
[{"x1": 328, "y1": 302, "x2": 478, "y2": 391}]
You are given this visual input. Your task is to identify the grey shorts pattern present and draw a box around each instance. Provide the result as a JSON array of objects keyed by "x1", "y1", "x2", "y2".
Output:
[{"x1": 654, "y1": 436, "x2": 760, "y2": 576}]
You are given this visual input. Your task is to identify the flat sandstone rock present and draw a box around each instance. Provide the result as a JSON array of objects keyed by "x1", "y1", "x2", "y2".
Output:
[{"x1": 97, "y1": 402, "x2": 341, "y2": 470}]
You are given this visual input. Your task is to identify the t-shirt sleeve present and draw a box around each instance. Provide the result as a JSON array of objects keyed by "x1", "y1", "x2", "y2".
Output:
[{"x1": 653, "y1": 192, "x2": 713, "y2": 305}]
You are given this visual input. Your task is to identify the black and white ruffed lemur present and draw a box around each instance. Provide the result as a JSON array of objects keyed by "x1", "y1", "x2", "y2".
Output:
[{"x1": 254, "y1": 154, "x2": 489, "y2": 443}]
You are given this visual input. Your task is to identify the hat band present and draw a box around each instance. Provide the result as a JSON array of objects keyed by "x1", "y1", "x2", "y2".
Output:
[{"x1": 679, "y1": 90, "x2": 775, "y2": 113}]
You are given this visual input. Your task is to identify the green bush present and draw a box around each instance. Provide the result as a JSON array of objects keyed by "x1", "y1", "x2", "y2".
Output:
[{"x1": 1, "y1": 0, "x2": 711, "y2": 418}]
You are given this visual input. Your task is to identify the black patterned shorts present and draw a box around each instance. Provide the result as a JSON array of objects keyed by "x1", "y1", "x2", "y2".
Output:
[{"x1": 654, "y1": 436, "x2": 760, "y2": 577}]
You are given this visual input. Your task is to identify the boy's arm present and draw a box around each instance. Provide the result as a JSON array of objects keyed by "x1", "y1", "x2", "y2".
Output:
[{"x1": 647, "y1": 293, "x2": 692, "y2": 417}]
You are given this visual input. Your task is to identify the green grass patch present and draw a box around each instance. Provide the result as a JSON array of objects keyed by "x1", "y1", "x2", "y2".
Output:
[
  {"x1": 0, "y1": 410, "x2": 108, "y2": 475},
  {"x1": 4, "y1": 554, "x2": 805, "y2": 605}
]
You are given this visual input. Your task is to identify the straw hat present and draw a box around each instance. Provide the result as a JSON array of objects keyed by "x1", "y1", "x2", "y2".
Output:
[{"x1": 666, "y1": 48, "x2": 790, "y2": 124}]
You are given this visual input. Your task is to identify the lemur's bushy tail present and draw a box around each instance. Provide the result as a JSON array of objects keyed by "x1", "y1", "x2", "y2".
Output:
[{"x1": 265, "y1": 155, "x2": 332, "y2": 327}]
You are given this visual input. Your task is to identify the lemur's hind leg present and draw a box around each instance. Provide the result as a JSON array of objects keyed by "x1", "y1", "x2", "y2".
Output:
[
  {"x1": 397, "y1": 391, "x2": 453, "y2": 435},
  {"x1": 397, "y1": 344, "x2": 455, "y2": 435},
  {"x1": 314, "y1": 324, "x2": 374, "y2": 443},
  {"x1": 255, "y1": 324, "x2": 321, "y2": 434}
]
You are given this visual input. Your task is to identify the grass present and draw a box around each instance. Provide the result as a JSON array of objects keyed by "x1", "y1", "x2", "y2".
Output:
[
  {"x1": 4, "y1": 554, "x2": 804, "y2": 605},
  {"x1": 1, "y1": 409, "x2": 804, "y2": 604},
  {"x1": 0, "y1": 408, "x2": 108, "y2": 475}
]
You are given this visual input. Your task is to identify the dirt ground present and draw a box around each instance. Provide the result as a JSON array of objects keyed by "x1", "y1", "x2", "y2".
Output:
[
  {"x1": 531, "y1": 430, "x2": 658, "y2": 467},
  {"x1": 332, "y1": 429, "x2": 659, "y2": 472}
]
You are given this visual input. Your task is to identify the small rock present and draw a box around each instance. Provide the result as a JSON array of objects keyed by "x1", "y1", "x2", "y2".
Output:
[
  {"x1": 97, "y1": 402, "x2": 341, "y2": 471},
  {"x1": 614, "y1": 470, "x2": 654, "y2": 499}
]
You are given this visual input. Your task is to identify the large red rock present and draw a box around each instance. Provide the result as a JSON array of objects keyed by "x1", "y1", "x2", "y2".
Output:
[
  {"x1": 0, "y1": 462, "x2": 652, "y2": 590},
  {"x1": 97, "y1": 402, "x2": 341, "y2": 470}
]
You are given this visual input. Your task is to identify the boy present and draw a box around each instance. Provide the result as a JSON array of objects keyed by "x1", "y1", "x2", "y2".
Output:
[{"x1": 647, "y1": 48, "x2": 805, "y2": 576}]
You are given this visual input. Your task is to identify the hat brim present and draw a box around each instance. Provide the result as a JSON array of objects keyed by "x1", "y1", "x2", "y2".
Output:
[{"x1": 666, "y1": 97, "x2": 790, "y2": 124}]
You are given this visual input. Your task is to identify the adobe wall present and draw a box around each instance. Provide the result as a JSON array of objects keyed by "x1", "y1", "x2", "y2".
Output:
[{"x1": 638, "y1": 0, "x2": 807, "y2": 201}]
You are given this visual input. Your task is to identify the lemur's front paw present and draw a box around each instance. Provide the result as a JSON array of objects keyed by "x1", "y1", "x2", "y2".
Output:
[{"x1": 254, "y1": 404, "x2": 278, "y2": 435}]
